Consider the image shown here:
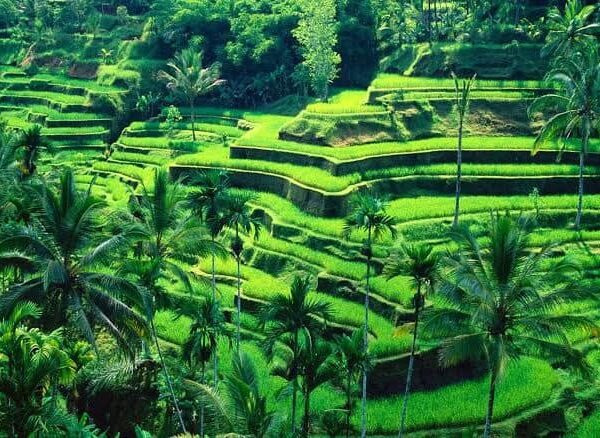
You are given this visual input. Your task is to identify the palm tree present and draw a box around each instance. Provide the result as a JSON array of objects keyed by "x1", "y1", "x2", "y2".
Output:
[
  {"x1": 158, "y1": 48, "x2": 226, "y2": 141},
  {"x1": 529, "y1": 45, "x2": 600, "y2": 229},
  {"x1": 298, "y1": 337, "x2": 337, "y2": 438},
  {"x1": 451, "y1": 72, "x2": 476, "y2": 228},
  {"x1": 259, "y1": 275, "x2": 333, "y2": 435},
  {"x1": 221, "y1": 192, "x2": 261, "y2": 352},
  {"x1": 343, "y1": 190, "x2": 397, "y2": 438},
  {"x1": 180, "y1": 295, "x2": 225, "y2": 436},
  {"x1": 184, "y1": 351, "x2": 274, "y2": 438},
  {"x1": 425, "y1": 214, "x2": 596, "y2": 438},
  {"x1": 335, "y1": 329, "x2": 369, "y2": 438},
  {"x1": 384, "y1": 243, "x2": 438, "y2": 438},
  {"x1": 0, "y1": 120, "x2": 18, "y2": 182},
  {"x1": 125, "y1": 168, "x2": 223, "y2": 433},
  {"x1": 187, "y1": 169, "x2": 230, "y2": 386},
  {"x1": 0, "y1": 302, "x2": 76, "y2": 436},
  {"x1": 15, "y1": 124, "x2": 52, "y2": 177},
  {"x1": 0, "y1": 169, "x2": 147, "y2": 352},
  {"x1": 542, "y1": 0, "x2": 600, "y2": 59}
]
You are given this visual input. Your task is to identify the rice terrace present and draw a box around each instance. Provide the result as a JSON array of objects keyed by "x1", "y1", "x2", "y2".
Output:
[{"x1": 2, "y1": 0, "x2": 600, "y2": 437}]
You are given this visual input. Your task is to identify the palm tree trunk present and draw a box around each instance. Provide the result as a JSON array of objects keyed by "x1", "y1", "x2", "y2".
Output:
[
  {"x1": 302, "y1": 386, "x2": 311, "y2": 437},
  {"x1": 361, "y1": 227, "x2": 372, "y2": 438},
  {"x1": 200, "y1": 359, "x2": 205, "y2": 438},
  {"x1": 235, "y1": 224, "x2": 242, "y2": 353},
  {"x1": 291, "y1": 330, "x2": 299, "y2": 435},
  {"x1": 345, "y1": 372, "x2": 352, "y2": 438},
  {"x1": 398, "y1": 284, "x2": 421, "y2": 438},
  {"x1": 211, "y1": 236, "x2": 218, "y2": 388},
  {"x1": 151, "y1": 319, "x2": 186, "y2": 433},
  {"x1": 483, "y1": 366, "x2": 498, "y2": 438},
  {"x1": 453, "y1": 114, "x2": 463, "y2": 228},
  {"x1": 190, "y1": 98, "x2": 196, "y2": 142},
  {"x1": 292, "y1": 377, "x2": 298, "y2": 435},
  {"x1": 575, "y1": 146, "x2": 586, "y2": 229}
]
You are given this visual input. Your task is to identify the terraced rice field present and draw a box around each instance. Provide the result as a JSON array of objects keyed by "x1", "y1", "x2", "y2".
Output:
[{"x1": 3, "y1": 62, "x2": 600, "y2": 436}]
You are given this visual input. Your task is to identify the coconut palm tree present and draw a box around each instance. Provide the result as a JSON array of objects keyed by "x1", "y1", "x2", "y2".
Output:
[
  {"x1": 298, "y1": 337, "x2": 337, "y2": 438},
  {"x1": 0, "y1": 301, "x2": 76, "y2": 436},
  {"x1": 542, "y1": 0, "x2": 600, "y2": 59},
  {"x1": 335, "y1": 330, "x2": 368, "y2": 438},
  {"x1": 425, "y1": 214, "x2": 596, "y2": 438},
  {"x1": 259, "y1": 275, "x2": 332, "y2": 435},
  {"x1": 180, "y1": 295, "x2": 225, "y2": 436},
  {"x1": 384, "y1": 243, "x2": 439, "y2": 438},
  {"x1": 125, "y1": 168, "x2": 224, "y2": 433},
  {"x1": 529, "y1": 45, "x2": 600, "y2": 229},
  {"x1": 451, "y1": 72, "x2": 476, "y2": 228},
  {"x1": 158, "y1": 48, "x2": 226, "y2": 141},
  {"x1": 221, "y1": 192, "x2": 261, "y2": 352},
  {"x1": 0, "y1": 169, "x2": 147, "y2": 353},
  {"x1": 15, "y1": 124, "x2": 52, "y2": 177},
  {"x1": 343, "y1": 190, "x2": 397, "y2": 438},
  {"x1": 187, "y1": 169, "x2": 230, "y2": 386}
]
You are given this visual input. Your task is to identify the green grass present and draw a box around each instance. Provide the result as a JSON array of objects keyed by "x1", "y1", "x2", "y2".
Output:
[
  {"x1": 176, "y1": 143, "x2": 597, "y2": 193},
  {"x1": 364, "y1": 357, "x2": 559, "y2": 433},
  {"x1": 111, "y1": 151, "x2": 169, "y2": 166},
  {"x1": 92, "y1": 161, "x2": 154, "y2": 185},
  {"x1": 571, "y1": 410, "x2": 600, "y2": 438},
  {"x1": 238, "y1": 131, "x2": 598, "y2": 161},
  {"x1": 128, "y1": 121, "x2": 243, "y2": 138},
  {"x1": 0, "y1": 89, "x2": 89, "y2": 104},
  {"x1": 371, "y1": 74, "x2": 547, "y2": 90}
]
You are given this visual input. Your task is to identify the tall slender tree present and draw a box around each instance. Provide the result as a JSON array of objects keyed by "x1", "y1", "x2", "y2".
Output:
[
  {"x1": 158, "y1": 49, "x2": 226, "y2": 141},
  {"x1": 298, "y1": 337, "x2": 337, "y2": 437},
  {"x1": 259, "y1": 275, "x2": 332, "y2": 435},
  {"x1": 529, "y1": 45, "x2": 600, "y2": 229},
  {"x1": 125, "y1": 169, "x2": 223, "y2": 433},
  {"x1": 15, "y1": 124, "x2": 52, "y2": 177},
  {"x1": 384, "y1": 243, "x2": 438, "y2": 438},
  {"x1": 426, "y1": 214, "x2": 596, "y2": 438},
  {"x1": 187, "y1": 169, "x2": 230, "y2": 386},
  {"x1": 181, "y1": 295, "x2": 225, "y2": 437},
  {"x1": 343, "y1": 190, "x2": 397, "y2": 438},
  {"x1": 221, "y1": 192, "x2": 261, "y2": 352},
  {"x1": 451, "y1": 72, "x2": 476, "y2": 228},
  {"x1": 335, "y1": 329, "x2": 369, "y2": 438}
]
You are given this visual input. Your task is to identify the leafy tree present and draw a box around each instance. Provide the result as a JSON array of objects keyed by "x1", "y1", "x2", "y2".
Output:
[
  {"x1": 293, "y1": 0, "x2": 341, "y2": 101},
  {"x1": 451, "y1": 72, "x2": 476, "y2": 228},
  {"x1": 384, "y1": 243, "x2": 439, "y2": 438},
  {"x1": 0, "y1": 169, "x2": 147, "y2": 352},
  {"x1": 158, "y1": 49, "x2": 226, "y2": 141},
  {"x1": 0, "y1": 302, "x2": 76, "y2": 436},
  {"x1": 529, "y1": 45, "x2": 600, "y2": 229},
  {"x1": 334, "y1": 330, "x2": 369, "y2": 438},
  {"x1": 425, "y1": 214, "x2": 596, "y2": 438},
  {"x1": 221, "y1": 192, "x2": 261, "y2": 352},
  {"x1": 15, "y1": 124, "x2": 52, "y2": 177},
  {"x1": 259, "y1": 275, "x2": 332, "y2": 435},
  {"x1": 343, "y1": 190, "x2": 397, "y2": 438},
  {"x1": 543, "y1": 0, "x2": 600, "y2": 59}
]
